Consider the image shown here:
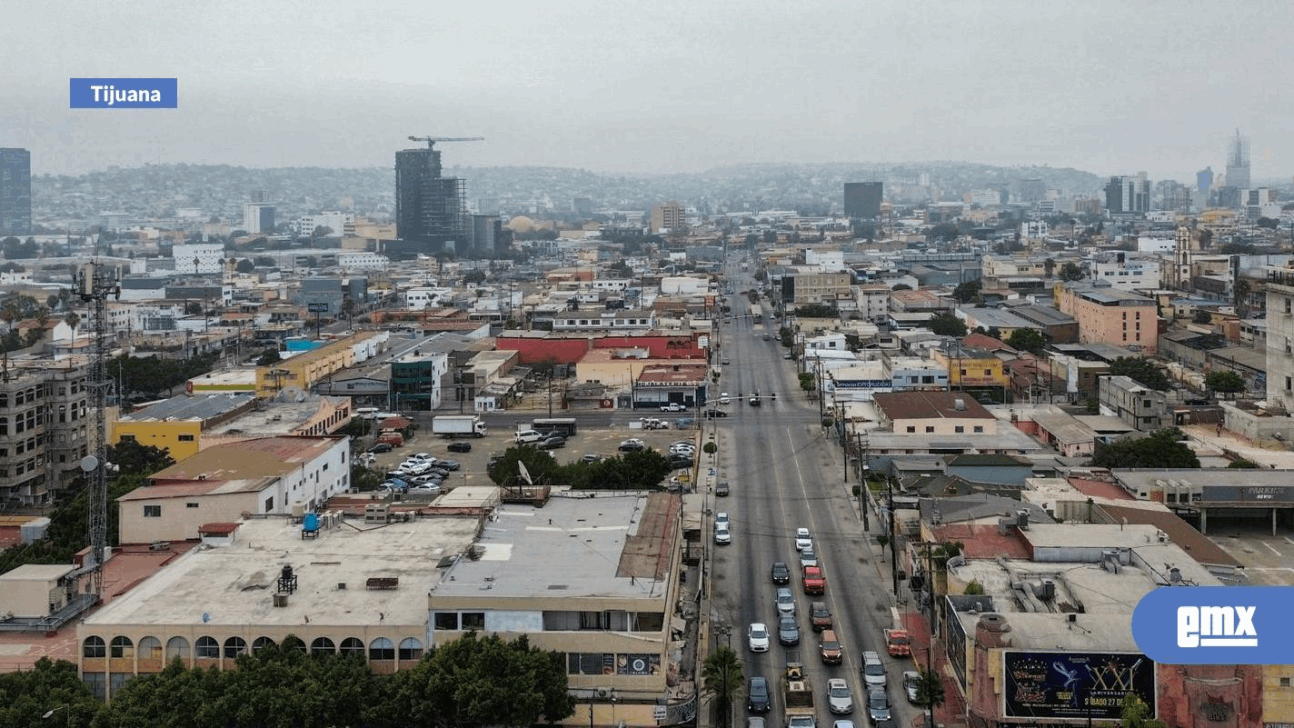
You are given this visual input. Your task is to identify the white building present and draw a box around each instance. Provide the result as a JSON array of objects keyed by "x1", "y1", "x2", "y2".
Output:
[
  {"x1": 172, "y1": 243, "x2": 224, "y2": 274},
  {"x1": 826, "y1": 363, "x2": 893, "y2": 402},
  {"x1": 659, "y1": 276, "x2": 708, "y2": 295},
  {"x1": 1092, "y1": 252, "x2": 1161, "y2": 291},
  {"x1": 856, "y1": 285, "x2": 890, "y2": 323},
  {"x1": 291, "y1": 212, "x2": 354, "y2": 237},
  {"x1": 1137, "y1": 237, "x2": 1175, "y2": 253},
  {"x1": 804, "y1": 249, "x2": 845, "y2": 271},
  {"x1": 243, "y1": 203, "x2": 276, "y2": 234},
  {"x1": 405, "y1": 288, "x2": 454, "y2": 310},
  {"x1": 884, "y1": 355, "x2": 949, "y2": 391},
  {"x1": 338, "y1": 252, "x2": 390, "y2": 271}
]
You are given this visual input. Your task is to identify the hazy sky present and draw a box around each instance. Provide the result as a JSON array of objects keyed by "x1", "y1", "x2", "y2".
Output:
[{"x1": 5, "y1": 0, "x2": 1292, "y2": 181}]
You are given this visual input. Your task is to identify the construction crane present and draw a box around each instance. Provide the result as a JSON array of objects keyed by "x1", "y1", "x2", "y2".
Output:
[{"x1": 407, "y1": 135, "x2": 484, "y2": 151}]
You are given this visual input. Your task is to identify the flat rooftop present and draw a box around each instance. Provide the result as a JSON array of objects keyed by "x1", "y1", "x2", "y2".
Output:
[
  {"x1": 84, "y1": 516, "x2": 479, "y2": 629},
  {"x1": 431, "y1": 491, "x2": 677, "y2": 600},
  {"x1": 120, "y1": 393, "x2": 253, "y2": 423}
]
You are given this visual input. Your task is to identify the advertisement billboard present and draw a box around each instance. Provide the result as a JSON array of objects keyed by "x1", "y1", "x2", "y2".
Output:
[{"x1": 1002, "y1": 651, "x2": 1155, "y2": 720}]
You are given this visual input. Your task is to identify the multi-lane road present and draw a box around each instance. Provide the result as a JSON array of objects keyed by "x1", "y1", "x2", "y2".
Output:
[{"x1": 710, "y1": 258, "x2": 922, "y2": 728}]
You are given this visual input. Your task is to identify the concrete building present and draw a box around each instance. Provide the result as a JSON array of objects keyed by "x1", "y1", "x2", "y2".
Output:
[
  {"x1": 172, "y1": 243, "x2": 225, "y2": 275},
  {"x1": 0, "y1": 360, "x2": 92, "y2": 508},
  {"x1": 255, "y1": 331, "x2": 389, "y2": 398},
  {"x1": 1009, "y1": 304, "x2": 1079, "y2": 344},
  {"x1": 650, "y1": 202, "x2": 685, "y2": 234},
  {"x1": 931, "y1": 342, "x2": 1012, "y2": 404},
  {"x1": 0, "y1": 147, "x2": 32, "y2": 235},
  {"x1": 1054, "y1": 282, "x2": 1159, "y2": 355},
  {"x1": 781, "y1": 270, "x2": 853, "y2": 306},
  {"x1": 1098, "y1": 374, "x2": 1170, "y2": 432},
  {"x1": 632, "y1": 363, "x2": 708, "y2": 409},
  {"x1": 1265, "y1": 268, "x2": 1294, "y2": 412},
  {"x1": 243, "y1": 203, "x2": 275, "y2": 234},
  {"x1": 390, "y1": 348, "x2": 450, "y2": 412},
  {"x1": 856, "y1": 284, "x2": 890, "y2": 323},
  {"x1": 884, "y1": 355, "x2": 950, "y2": 392},
  {"x1": 843, "y1": 182, "x2": 883, "y2": 218},
  {"x1": 337, "y1": 252, "x2": 389, "y2": 271},
  {"x1": 872, "y1": 391, "x2": 997, "y2": 436},
  {"x1": 551, "y1": 310, "x2": 657, "y2": 333},
  {"x1": 118, "y1": 436, "x2": 349, "y2": 544},
  {"x1": 1091, "y1": 251, "x2": 1161, "y2": 292}
]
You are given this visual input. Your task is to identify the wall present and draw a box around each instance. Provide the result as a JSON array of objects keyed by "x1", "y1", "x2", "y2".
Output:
[
  {"x1": 112, "y1": 420, "x2": 203, "y2": 461},
  {"x1": 119, "y1": 491, "x2": 256, "y2": 544}
]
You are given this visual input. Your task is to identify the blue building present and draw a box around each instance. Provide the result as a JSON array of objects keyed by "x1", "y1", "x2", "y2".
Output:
[{"x1": 0, "y1": 148, "x2": 31, "y2": 235}]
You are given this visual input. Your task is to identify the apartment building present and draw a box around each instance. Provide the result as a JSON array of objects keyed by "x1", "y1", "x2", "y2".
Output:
[
  {"x1": 1098, "y1": 375, "x2": 1170, "y2": 432},
  {"x1": 1091, "y1": 252, "x2": 1160, "y2": 292},
  {"x1": 1054, "y1": 282, "x2": 1159, "y2": 355},
  {"x1": 1265, "y1": 270, "x2": 1294, "y2": 412},
  {"x1": 780, "y1": 269, "x2": 853, "y2": 306},
  {"x1": 0, "y1": 361, "x2": 92, "y2": 508}
]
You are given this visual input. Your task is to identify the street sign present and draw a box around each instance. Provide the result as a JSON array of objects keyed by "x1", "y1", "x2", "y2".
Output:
[{"x1": 307, "y1": 302, "x2": 330, "y2": 313}]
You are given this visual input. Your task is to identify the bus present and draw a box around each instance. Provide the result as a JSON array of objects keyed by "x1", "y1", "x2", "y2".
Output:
[
  {"x1": 532, "y1": 417, "x2": 579, "y2": 437},
  {"x1": 750, "y1": 303, "x2": 763, "y2": 323}
]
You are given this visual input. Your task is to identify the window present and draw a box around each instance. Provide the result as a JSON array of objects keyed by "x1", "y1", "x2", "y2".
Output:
[
  {"x1": 399, "y1": 637, "x2": 424, "y2": 661},
  {"x1": 568, "y1": 653, "x2": 613, "y2": 675},
  {"x1": 83, "y1": 636, "x2": 106, "y2": 658},
  {"x1": 434, "y1": 612, "x2": 459, "y2": 630},
  {"x1": 954, "y1": 426, "x2": 964, "y2": 433},
  {"x1": 1143, "y1": 400, "x2": 1152, "y2": 408},
  {"x1": 959, "y1": 369, "x2": 967, "y2": 376},
  {"x1": 973, "y1": 426, "x2": 984, "y2": 433},
  {"x1": 461, "y1": 612, "x2": 485, "y2": 630},
  {"x1": 983, "y1": 369, "x2": 991, "y2": 376},
  {"x1": 264, "y1": 496, "x2": 274, "y2": 512},
  {"x1": 925, "y1": 426, "x2": 934, "y2": 433},
  {"x1": 369, "y1": 637, "x2": 395, "y2": 660},
  {"x1": 223, "y1": 637, "x2": 247, "y2": 658},
  {"x1": 252, "y1": 637, "x2": 276, "y2": 654},
  {"x1": 119, "y1": 434, "x2": 135, "y2": 442},
  {"x1": 143, "y1": 505, "x2": 161, "y2": 518},
  {"x1": 109, "y1": 636, "x2": 134, "y2": 659},
  {"x1": 165, "y1": 636, "x2": 190, "y2": 660},
  {"x1": 139, "y1": 636, "x2": 162, "y2": 659},
  {"x1": 178, "y1": 434, "x2": 194, "y2": 442},
  {"x1": 339, "y1": 638, "x2": 365, "y2": 656},
  {"x1": 906, "y1": 426, "x2": 916, "y2": 433},
  {"x1": 196, "y1": 636, "x2": 218, "y2": 659},
  {"x1": 1282, "y1": 677, "x2": 1291, "y2": 688},
  {"x1": 310, "y1": 637, "x2": 336, "y2": 655}
]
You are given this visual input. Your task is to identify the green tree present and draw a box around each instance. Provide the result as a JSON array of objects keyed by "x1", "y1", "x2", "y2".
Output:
[
  {"x1": 951, "y1": 280, "x2": 981, "y2": 303},
  {"x1": 1234, "y1": 278, "x2": 1252, "y2": 311},
  {"x1": 929, "y1": 313, "x2": 967, "y2": 337},
  {"x1": 1006, "y1": 328, "x2": 1046, "y2": 354},
  {"x1": 1228, "y1": 459, "x2": 1259, "y2": 469},
  {"x1": 463, "y1": 269, "x2": 487, "y2": 285},
  {"x1": 381, "y1": 632, "x2": 575, "y2": 728},
  {"x1": 795, "y1": 303, "x2": 838, "y2": 318},
  {"x1": 1090, "y1": 429, "x2": 1201, "y2": 469},
  {"x1": 256, "y1": 346, "x2": 282, "y2": 366},
  {"x1": 108, "y1": 439, "x2": 176, "y2": 477},
  {"x1": 235, "y1": 258, "x2": 255, "y2": 274},
  {"x1": 928, "y1": 222, "x2": 960, "y2": 242},
  {"x1": 913, "y1": 666, "x2": 946, "y2": 709},
  {"x1": 1058, "y1": 262, "x2": 1086, "y2": 281},
  {"x1": 1205, "y1": 370, "x2": 1245, "y2": 398},
  {"x1": 702, "y1": 646, "x2": 744, "y2": 728},
  {"x1": 753, "y1": 269, "x2": 767, "y2": 282},
  {"x1": 1121, "y1": 693, "x2": 1167, "y2": 728},
  {"x1": 1108, "y1": 357, "x2": 1171, "y2": 391},
  {"x1": 489, "y1": 445, "x2": 564, "y2": 485},
  {"x1": 1043, "y1": 258, "x2": 1056, "y2": 278},
  {"x1": 0, "y1": 657, "x2": 99, "y2": 727},
  {"x1": 1192, "y1": 310, "x2": 1213, "y2": 324}
]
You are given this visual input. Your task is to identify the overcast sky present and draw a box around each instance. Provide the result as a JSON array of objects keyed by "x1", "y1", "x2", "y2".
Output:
[{"x1": 5, "y1": 0, "x2": 1292, "y2": 182}]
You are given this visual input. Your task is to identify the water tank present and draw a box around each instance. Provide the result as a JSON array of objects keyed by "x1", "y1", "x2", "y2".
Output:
[
  {"x1": 1015, "y1": 510, "x2": 1030, "y2": 530},
  {"x1": 302, "y1": 513, "x2": 320, "y2": 532},
  {"x1": 291, "y1": 501, "x2": 307, "y2": 520}
]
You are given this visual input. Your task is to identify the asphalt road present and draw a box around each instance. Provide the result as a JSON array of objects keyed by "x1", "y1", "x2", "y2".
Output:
[{"x1": 710, "y1": 259, "x2": 923, "y2": 728}]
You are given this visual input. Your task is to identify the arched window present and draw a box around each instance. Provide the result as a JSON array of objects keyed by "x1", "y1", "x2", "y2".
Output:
[
  {"x1": 339, "y1": 637, "x2": 364, "y2": 657},
  {"x1": 223, "y1": 636, "x2": 248, "y2": 658},
  {"x1": 251, "y1": 636, "x2": 276, "y2": 654},
  {"x1": 109, "y1": 636, "x2": 134, "y2": 659},
  {"x1": 369, "y1": 637, "x2": 394, "y2": 660},
  {"x1": 82, "y1": 636, "x2": 106, "y2": 658},
  {"x1": 195, "y1": 636, "x2": 219, "y2": 659},
  {"x1": 398, "y1": 637, "x2": 424, "y2": 661},
  {"x1": 139, "y1": 636, "x2": 163, "y2": 659},
  {"x1": 165, "y1": 636, "x2": 190, "y2": 660},
  {"x1": 310, "y1": 637, "x2": 336, "y2": 655}
]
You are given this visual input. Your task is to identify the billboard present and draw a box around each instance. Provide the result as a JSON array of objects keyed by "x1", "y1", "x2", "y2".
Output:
[{"x1": 1002, "y1": 651, "x2": 1155, "y2": 721}]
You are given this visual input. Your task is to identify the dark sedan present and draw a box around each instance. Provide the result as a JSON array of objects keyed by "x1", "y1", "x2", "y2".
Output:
[{"x1": 771, "y1": 561, "x2": 791, "y2": 584}]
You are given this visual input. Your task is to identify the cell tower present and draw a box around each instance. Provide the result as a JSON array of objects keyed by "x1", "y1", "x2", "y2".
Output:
[{"x1": 75, "y1": 262, "x2": 120, "y2": 596}]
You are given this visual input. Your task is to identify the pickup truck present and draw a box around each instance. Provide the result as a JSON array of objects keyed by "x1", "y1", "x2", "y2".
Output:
[
  {"x1": 660, "y1": 403, "x2": 684, "y2": 412},
  {"x1": 783, "y1": 651, "x2": 816, "y2": 728},
  {"x1": 885, "y1": 628, "x2": 912, "y2": 657},
  {"x1": 802, "y1": 565, "x2": 826, "y2": 595}
]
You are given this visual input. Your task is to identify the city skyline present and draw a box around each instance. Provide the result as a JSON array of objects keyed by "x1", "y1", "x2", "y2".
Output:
[{"x1": 4, "y1": 0, "x2": 1294, "y2": 182}]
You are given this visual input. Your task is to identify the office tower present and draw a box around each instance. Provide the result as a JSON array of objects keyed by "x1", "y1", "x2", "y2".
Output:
[
  {"x1": 1196, "y1": 166, "x2": 1213, "y2": 195},
  {"x1": 250, "y1": 190, "x2": 269, "y2": 204},
  {"x1": 650, "y1": 202, "x2": 685, "y2": 233},
  {"x1": 244, "y1": 203, "x2": 275, "y2": 234},
  {"x1": 1104, "y1": 176, "x2": 1149, "y2": 214},
  {"x1": 0, "y1": 148, "x2": 32, "y2": 235},
  {"x1": 1225, "y1": 129, "x2": 1251, "y2": 191},
  {"x1": 395, "y1": 146, "x2": 468, "y2": 251},
  {"x1": 1019, "y1": 178, "x2": 1046, "y2": 203},
  {"x1": 843, "y1": 182, "x2": 883, "y2": 218}
]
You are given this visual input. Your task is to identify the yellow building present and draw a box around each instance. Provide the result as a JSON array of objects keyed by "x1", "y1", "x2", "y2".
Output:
[
  {"x1": 575, "y1": 349, "x2": 706, "y2": 387},
  {"x1": 255, "y1": 332, "x2": 386, "y2": 398},
  {"x1": 931, "y1": 342, "x2": 1012, "y2": 396}
]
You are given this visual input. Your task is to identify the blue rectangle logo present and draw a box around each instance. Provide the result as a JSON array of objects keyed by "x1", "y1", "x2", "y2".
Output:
[{"x1": 70, "y1": 78, "x2": 177, "y2": 108}]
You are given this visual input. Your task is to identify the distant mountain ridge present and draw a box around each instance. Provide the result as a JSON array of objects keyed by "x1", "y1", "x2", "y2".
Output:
[{"x1": 31, "y1": 161, "x2": 1105, "y2": 226}]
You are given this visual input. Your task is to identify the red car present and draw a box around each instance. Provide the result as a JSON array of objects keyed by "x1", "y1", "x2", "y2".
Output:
[{"x1": 802, "y1": 565, "x2": 826, "y2": 595}]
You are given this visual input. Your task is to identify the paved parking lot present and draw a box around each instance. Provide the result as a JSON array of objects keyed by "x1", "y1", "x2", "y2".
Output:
[
  {"x1": 1211, "y1": 531, "x2": 1294, "y2": 585},
  {"x1": 359, "y1": 421, "x2": 703, "y2": 493}
]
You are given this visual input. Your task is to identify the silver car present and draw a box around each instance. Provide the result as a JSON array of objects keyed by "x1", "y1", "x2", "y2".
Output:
[
  {"x1": 775, "y1": 587, "x2": 796, "y2": 615},
  {"x1": 861, "y1": 651, "x2": 887, "y2": 688}
]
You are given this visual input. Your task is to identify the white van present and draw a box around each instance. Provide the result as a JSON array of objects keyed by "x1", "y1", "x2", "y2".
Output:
[{"x1": 515, "y1": 429, "x2": 544, "y2": 444}]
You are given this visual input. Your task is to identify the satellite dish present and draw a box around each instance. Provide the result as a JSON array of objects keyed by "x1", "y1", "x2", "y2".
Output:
[
  {"x1": 518, "y1": 461, "x2": 533, "y2": 486},
  {"x1": 80, "y1": 455, "x2": 99, "y2": 473},
  {"x1": 202, "y1": 612, "x2": 211, "y2": 623}
]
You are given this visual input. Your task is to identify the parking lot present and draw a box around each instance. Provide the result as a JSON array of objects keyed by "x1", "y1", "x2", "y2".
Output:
[
  {"x1": 359, "y1": 421, "x2": 702, "y2": 494},
  {"x1": 1211, "y1": 530, "x2": 1294, "y2": 585}
]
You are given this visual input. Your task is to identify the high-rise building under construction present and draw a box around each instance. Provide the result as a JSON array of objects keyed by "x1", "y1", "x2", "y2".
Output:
[
  {"x1": 1225, "y1": 129, "x2": 1251, "y2": 191},
  {"x1": 395, "y1": 145, "x2": 468, "y2": 252}
]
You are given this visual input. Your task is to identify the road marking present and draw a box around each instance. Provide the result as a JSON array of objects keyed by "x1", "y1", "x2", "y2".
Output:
[
  {"x1": 1264, "y1": 541, "x2": 1282, "y2": 557},
  {"x1": 1284, "y1": 537, "x2": 1294, "y2": 546}
]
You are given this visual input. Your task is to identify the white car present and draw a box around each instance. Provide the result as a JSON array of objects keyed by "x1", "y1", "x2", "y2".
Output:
[
  {"x1": 409, "y1": 453, "x2": 434, "y2": 462},
  {"x1": 715, "y1": 512, "x2": 730, "y2": 528},
  {"x1": 795, "y1": 527, "x2": 812, "y2": 551},
  {"x1": 660, "y1": 403, "x2": 685, "y2": 412},
  {"x1": 719, "y1": 393, "x2": 731, "y2": 405},
  {"x1": 714, "y1": 523, "x2": 732, "y2": 545},
  {"x1": 515, "y1": 430, "x2": 544, "y2": 444},
  {"x1": 411, "y1": 484, "x2": 442, "y2": 495},
  {"x1": 827, "y1": 678, "x2": 854, "y2": 715},
  {"x1": 747, "y1": 622, "x2": 770, "y2": 652}
]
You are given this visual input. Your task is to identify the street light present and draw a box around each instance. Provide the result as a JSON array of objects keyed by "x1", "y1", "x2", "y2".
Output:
[{"x1": 42, "y1": 704, "x2": 69, "y2": 728}]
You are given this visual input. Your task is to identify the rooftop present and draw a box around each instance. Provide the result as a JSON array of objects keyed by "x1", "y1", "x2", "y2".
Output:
[
  {"x1": 84, "y1": 517, "x2": 479, "y2": 628},
  {"x1": 431, "y1": 491, "x2": 678, "y2": 601},
  {"x1": 874, "y1": 391, "x2": 994, "y2": 421},
  {"x1": 148, "y1": 436, "x2": 342, "y2": 484}
]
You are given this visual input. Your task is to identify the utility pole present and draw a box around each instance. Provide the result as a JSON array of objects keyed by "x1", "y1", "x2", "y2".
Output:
[
  {"x1": 924, "y1": 543, "x2": 936, "y2": 728},
  {"x1": 76, "y1": 262, "x2": 120, "y2": 597},
  {"x1": 889, "y1": 476, "x2": 899, "y2": 596},
  {"x1": 859, "y1": 432, "x2": 869, "y2": 532}
]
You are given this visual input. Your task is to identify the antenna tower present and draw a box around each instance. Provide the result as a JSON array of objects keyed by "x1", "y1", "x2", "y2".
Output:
[{"x1": 75, "y1": 262, "x2": 120, "y2": 596}]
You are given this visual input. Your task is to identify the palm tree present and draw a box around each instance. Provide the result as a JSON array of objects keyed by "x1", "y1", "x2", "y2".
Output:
[
  {"x1": 66, "y1": 311, "x2": 81, "y2": 346},
  {"x1": 702, "y1": 646, "x2": 744, "y2": 728}
]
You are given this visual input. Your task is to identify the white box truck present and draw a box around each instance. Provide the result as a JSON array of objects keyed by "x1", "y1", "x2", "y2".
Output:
[{"x1": 432, "y1": 415, "x2": 488, "y2": 438}]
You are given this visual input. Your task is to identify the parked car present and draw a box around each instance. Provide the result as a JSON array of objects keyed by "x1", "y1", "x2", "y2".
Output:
[
  {"x1": 660, "y1": 403, "x2": 685, "y2": 412},
  {"x1": 437, "y1": 460, "x2": 461, "y2": 471},
  {"x1": 747, "y1": 677, "x2": 771, "y2": 713},
  {"x1": 719, "y1": 393, "x2": 731, "y2": 404},
  {"x1": 447, "y1": 441, "x2": 472, "y2": 453},
  {"x1": 903, "y1": 671, "x2": 921, "y2": 704},
  {"x1": 640, "y1": 418, "x2": 669, "y2": 430},
  {"x1": 775, "y1": 587, "x2": 796, "y2": 615},
  {"x1": 668, "y1": 455, "x2": 694, "y2": 469},
  {"x1": 409, "y1": 452, "x2": 434, "y2": 461},
  {"x1": 514, "y1": 429, "x2": 544, "y2": 444},
  {"x1": 827, "y1": 678, "x2": 854, "y2": 714},
  {"x1": 861, "y1": 651, "x2": 887, "y2": 687},
  {"x1": 581, "y1": 453, "x2": 604, "y2": 463},
  {"x1": 819, "y1": 629, "x2": 843, "y2": 665},
  {"x1": 411, "y1": 484, "x2": 442, "y2": 495},
  {"x1": 771, "y1": 561, "x2": 791, "y2": 584},
  {"x1": 722, "y1": 357, "x2": 731, "y2": 365},
  {"x1": 795, "y1": 527, "x2": 812, "y2": 551},
  {"x1": 810, "y1": 601, "x2": 834, "y2": 631},
  {"x1": 748, "y1": 719, "x2": 767, "y2": 728},
  {"x1": 618, "y1": 438, "x2": 646, "y2": 452},
  {"x1": 867, "y1": 689, "x2": 891, "y2": 724},
  {"x1": 368, "y1": 442, "x2": 393, "y2": 454},
  {"x1": 715, "y1": 512, "x2": 729, "y2": 527},
  {"x1": 716, "y1": 481, "x2": 730, "y2": 497},
  {"x1": 704, "y1": 408, "x2": 728, "y2": 418},
  {"x1": 539, "y1": 435, "x2": 567, "y2": 450},
  {"x1": 778, "y1": 615, "x2": 800, "y2": 646},
  {"x1": 714, "y1": 523, "x2": 731, "y2": 545},
  {"x1": 747, "y1": 623, "x2": 770, "y2": 652}
]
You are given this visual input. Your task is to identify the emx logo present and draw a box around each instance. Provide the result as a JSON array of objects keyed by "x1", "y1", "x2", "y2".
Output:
[{"x1": 1133, "y1": 587, "x2": 1287, "y2": 664}]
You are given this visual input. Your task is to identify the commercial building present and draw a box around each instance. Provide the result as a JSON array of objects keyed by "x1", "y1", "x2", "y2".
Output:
[
  {"x1": 0, "y1": 360, "x2": 92, "y2": 508},
  {"x1": 872, "y1": 391, "x2": 997, "y2": 436},
  {"x1": 112, "y1": 394, "x2": 255, "y2": 461},
  {"x1": 650, "y1": 202, "x2": 685, "y2": 234},
  {"x1": 632, "y1": 363, "x2": 708, "y2": 409},
  {"x1": 843, "y1": 182, "x2": 883, "y2": 218},
  {"x1": 1054, "y1": 282, "x2": 1159, "y2": 355},
  {"x1": 255, "y1": 331, "x2": 389, "y2": 398},
  {"x1": 551, "y1": 310, "x2": 657, "y2": 333},
  {"x1": 781, "y1": 269, "x2": 853, "y2": 306},
  {"x1": 390, "y1": 349, "x2": 450, "y2": 412},
  {"x1": 1265, "y1": 268, "x2": 1294, "y2": 412},
  {"x1": 172, "y1": 243, "x2": 225, "y2": 275},
  {"x1": 1104, "y1": 175, "x2": 1150, "y2": 214},
  {"x1": 1098, "y1": 375, "x2": 1170, "y2": 432},
  {"x1": 396, "y1": 145, "x2": 469, "y2": 252},
  {"x1": 118, "y1": 435, "x2": 350, "y2": 544},
  {"x1": 931, "y1": 342, "x2": 1012, "y2": 404},
  {"x1": 296, "y1": 276, "x2": 368, "y2": 318},
  {"x1": 1225, "y1": 129, "x2": 1251, "y2": 192},
  {"x1": 1091, "y1": 252, "x2": 1160, "y2": 292},
  {"x1": 243, "y1": 203, "x2": 275, "y2": 234},
  {"x1": 0, "y1": 147, "x2": 32, "y2": 235}
]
